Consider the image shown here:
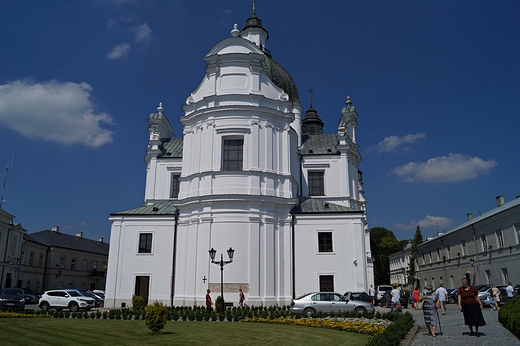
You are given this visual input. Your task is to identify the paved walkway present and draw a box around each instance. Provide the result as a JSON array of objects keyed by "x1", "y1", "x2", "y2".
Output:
[{"x1": 375, "y1": 304, "x2": 520, "y2": 345}]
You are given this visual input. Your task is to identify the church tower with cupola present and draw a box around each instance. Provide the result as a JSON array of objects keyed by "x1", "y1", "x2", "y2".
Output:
[{"x1": 105, "y1": 4, "x2": 372, "y2": 309}]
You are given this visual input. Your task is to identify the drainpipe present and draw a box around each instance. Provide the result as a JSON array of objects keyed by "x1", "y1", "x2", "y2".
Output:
[
  {"x1": 471, "y1": 225, "x2": 479, "y2": 285},
  {"x1": 171, "y1": 211, "x2": 179, "y2": 307},
  {"x1": 291, "y1": 212, "x2": 296, "y2": 299}
]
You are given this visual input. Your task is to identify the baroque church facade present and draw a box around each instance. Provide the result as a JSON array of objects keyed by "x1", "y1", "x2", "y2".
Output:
[{"x1": 105, "y1": 9, "x2": 373, "y2": 308}]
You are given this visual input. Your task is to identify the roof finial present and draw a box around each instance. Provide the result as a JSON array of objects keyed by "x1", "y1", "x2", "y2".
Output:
[
  {"x1": 307, "y1": 88, "x2": 314, "y2": 108},
  {"x1": 231, "y1": 23, "x2": 240, "y2": 37},
  {"x1": 157, "y1": 102, "x2": 163, "y2": 114},
  {"x1": 252, "y1": 0, "x2": 256, "y2": 16},
  {"x1": 346, "y1": 95, "x2": 352, "y2": 107}
]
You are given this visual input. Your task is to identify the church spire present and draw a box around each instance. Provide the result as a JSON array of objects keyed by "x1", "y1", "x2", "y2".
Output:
[
  {"x1": 241, "y1": 0, "x2": 269, "y2": 49},
  {"x1": 252, "y1": 0, "x2": 256, "y2": 16}
]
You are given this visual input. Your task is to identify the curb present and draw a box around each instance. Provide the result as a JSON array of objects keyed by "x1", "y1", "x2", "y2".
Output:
[{"x1": 400, "y1": 324, "x2": 420, "y2": 346}]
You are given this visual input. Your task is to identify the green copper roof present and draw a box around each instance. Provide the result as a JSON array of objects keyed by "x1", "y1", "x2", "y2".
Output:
[
  {"x1": 299, "y1": 134, "x2": 339, "y2": 155},
  {"x1": 263, "y1": 57, "x2": 300, "y2": 105},
  {"x1": 158, "y1": 138, "x2": 183, "y2": 158},
  {"x1": 111, "y1": 200, "x2": 177, "y2": 216},
  {"x1": 292, "y1": 197, "x2": 360, "y2": 214}
]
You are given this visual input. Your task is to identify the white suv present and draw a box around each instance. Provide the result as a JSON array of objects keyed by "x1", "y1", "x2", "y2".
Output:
[{"x1": 39, "y1": 289, "x2": 95, "y2": 312}]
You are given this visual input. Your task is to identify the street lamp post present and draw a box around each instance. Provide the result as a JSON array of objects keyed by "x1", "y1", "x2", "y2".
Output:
[{"x1": 208, "y1": 247, "x2": 235, "y2": 313}]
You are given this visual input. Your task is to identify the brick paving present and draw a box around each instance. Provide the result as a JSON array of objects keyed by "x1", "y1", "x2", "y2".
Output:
[{"x1": 375, "y1": 304, "x2": 520, "y2": 345}]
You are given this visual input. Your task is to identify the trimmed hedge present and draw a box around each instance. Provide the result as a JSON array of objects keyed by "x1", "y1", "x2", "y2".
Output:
[
  {"x1": 366, "y1": 312, "x2": 414, "y2": 346},
  {"x1": 498, "y1": 295, "x2": 520, "y2": 338}
]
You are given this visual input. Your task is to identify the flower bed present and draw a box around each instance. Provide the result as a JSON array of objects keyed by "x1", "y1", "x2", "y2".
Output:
[{"x1": 242, "y1": 316, "x2": 391, "y2": 336}]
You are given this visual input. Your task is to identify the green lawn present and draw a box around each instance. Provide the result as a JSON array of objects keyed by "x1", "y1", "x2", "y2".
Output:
[{"x1": 0, "y1": 319, "x2": 370, "y2": 346}]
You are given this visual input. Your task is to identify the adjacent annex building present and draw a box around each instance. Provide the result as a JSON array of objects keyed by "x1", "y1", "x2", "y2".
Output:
[
  {"x1": 105, "y1": 10, "x2": 373, "y2": 308},
  {"x1": 411, "y1": 196, "x2": 520, "y2": 290}
]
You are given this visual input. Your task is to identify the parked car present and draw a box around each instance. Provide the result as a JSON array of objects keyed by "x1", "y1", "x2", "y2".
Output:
[
  {"x1": 39, "y1": 289, "x2": 95, "y2": 312},
  {"x1": 447, "y1": 288, "x2": 458, "y2": 304},
  {"x1": 344, "y1": 291, "x2": 371, "y2": 303},
  {"x1": 375, "y1": 285, "x2": 393, "y2": 304},
  {"x1": 22, "y1": 288, "x2": 40, "y2": 304},
  {"x1": 290, "y1": 292, "x2": 375, "y2": 316},
  {"x1": 0, "y1": 288, "x2": 26, "y2": 309},
  {"x1": 76, "y1": 289, "x2": 104, "y2": 308},
  {"x1": 379, "y1": 290, "x2": 409, "y2": 309}
]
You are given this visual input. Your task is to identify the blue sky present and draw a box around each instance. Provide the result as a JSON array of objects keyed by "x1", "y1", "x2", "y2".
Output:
[{"x1": 1, "y1": 0, "x2": 519, "y2": 243}]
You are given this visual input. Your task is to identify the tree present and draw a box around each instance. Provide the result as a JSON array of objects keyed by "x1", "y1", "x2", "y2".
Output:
[
  {"x1": 369, "y1": 227, "x2": 402, "y2": 285},
  {"x1": 145, "y1": 301, "x2": 168, "y2": 335},
  {"x1": 407, "y1": 225, "x2": 423, "y2": 285}
]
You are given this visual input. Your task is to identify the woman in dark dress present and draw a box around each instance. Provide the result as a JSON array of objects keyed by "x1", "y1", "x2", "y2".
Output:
[{"x1": 458, "y1": 278, "x2": 486, "y2": 336}]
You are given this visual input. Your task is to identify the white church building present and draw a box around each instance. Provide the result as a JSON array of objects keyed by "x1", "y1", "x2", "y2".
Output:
[{"x1": 105, "y1": 8, "x2": 373, "y2": 309}]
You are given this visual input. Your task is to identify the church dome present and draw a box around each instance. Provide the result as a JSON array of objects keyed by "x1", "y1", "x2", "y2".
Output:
[{"x1": 262, "y1": 57, "x2": 300, "y2": 106}]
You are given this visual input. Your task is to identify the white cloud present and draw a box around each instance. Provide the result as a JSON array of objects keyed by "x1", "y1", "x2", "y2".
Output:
[
  {"x1": 106, "y1": 43, "x2": 130, "y2": 60},
  {"x1": 0, "y1": 79, "x2": 113, "y2": 148},
  {"x1": 372, "y1": 133, "x2": 426, "y2": 153},
  {"x1": 394, "y1": 215, "x2": 453, "y2": 231},
  {"x1": 132, "y1": 23, "x2": 153, "y2": 45},
  {"x1": 392, "y1": 153, "x2": 497, "y2": 183}
]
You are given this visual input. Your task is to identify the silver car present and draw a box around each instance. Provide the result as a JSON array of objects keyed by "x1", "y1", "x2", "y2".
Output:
[{"x1": 290, "y1": 292, "x2": 375, "y2": 316}]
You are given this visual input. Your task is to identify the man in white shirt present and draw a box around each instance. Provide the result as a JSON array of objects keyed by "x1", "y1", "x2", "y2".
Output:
[
  {"x1": 435, "y1": 283, "x2": 448, "y2": 314},
  {"x1": 506, "y1": 283, "x2": 514, "y2": 299},
  {"x1": 368, "y1": 285, "x2": 376, "y2": 305}
]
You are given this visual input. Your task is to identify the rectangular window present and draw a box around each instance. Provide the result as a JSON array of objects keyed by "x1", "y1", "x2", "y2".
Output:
[
  {"x1": 496, "y1": 229, "x2": 504, "y2": 248},
  {"x1": 138, "y1": 233, "x2": 153, "y2": 253},
  {"x1": 308, "y1": 171, "x2": 325, "y2": 196},
  {"x1": 318, "y1": 232, "x2": 333, "y2": 252},
  {"x1": 446, "y1": 245, "x2": 451, "y2": 260},
  {"x1": 319, "y1": 275, "x2": 334, "y2": 292},
  {"x1": 21, "y1": 251, "x2": 26, "y2": 265},
  {"x1": 59, "y1": 256, "x2": 65, "y2": 268},
  {"x1": 436, "y1": 249, "x2": 440, "y2": 262},
  {"x1": 485, "y1": 270, "x2": 491, "y2": 284},
  {"x1": 28, "y1": 252, "x2": 34, "y2": 266},
  {"x1": 82, "y1": 259, "x2": 88, "y2": 271},
  {"x1": 502, "y1": 268, "x2": 508, "y2": 284},
  {"x1": 10, "y1": 236, "x2": 17, "y2": 256},
  {"x1": 515, "y1": 223, "x2": 520, "y2": 244},
  {"x1": 481, "y1": 235, "x2": 488, "y2": 251},
  {"x1": 38, "y1": 254, "x2": 43, "y2": 267},
  {"x1": 461, "y1": 240, "x2": 467, "y2": 256},
  {"x1": 223, "y1": 139, "x2": 243, "y2": 171},
  {"x1": 170, "y1": 173, "x2": 181, "y2": 198},
  {"x1": 71, "y1": 258, "x2": 76, "y2": 270}
]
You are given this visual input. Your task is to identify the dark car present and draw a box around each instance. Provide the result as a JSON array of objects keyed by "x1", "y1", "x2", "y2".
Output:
[
  {"x1": 447, "y1": 288, "x2": 458, "y2": 304},
  {"x1": 379, "y1": 290, "x2": 409, "y2": 309},
  {"x1": 344, "y1": 291, "x2": 371, "y2": 303},
  {"x1": 74, "y1": 289, "x2": 104, "y2": 308},
  {"x1": 22, "y1": 288, "x2": 40, "y2": 304},
  {"x1": 0, "y1": 288, "x2": 26, "y2": 309}
]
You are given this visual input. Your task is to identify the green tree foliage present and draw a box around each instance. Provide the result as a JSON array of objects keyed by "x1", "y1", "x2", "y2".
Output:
[
  {"x1": 132, "y1": 294, "x2": 144, "y2": 310},
  {"x1": 370, "y1": 227, "x2": 402, "y2": 285},
  {"x1": 407, "y1": 226, "x2": 423, "y2": 278},
  {"x1": 145, "y1": 301, "x2": 168, "y2": 335}
]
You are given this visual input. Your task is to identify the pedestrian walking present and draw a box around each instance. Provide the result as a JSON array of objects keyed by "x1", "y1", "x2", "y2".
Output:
[
  {"x1": 369, "y1": 285, "x2": 375, "y2": 305},
  {"x1": 490, "y1": 285, "x2": 501, "y2": 311},
  {"x1": 413, "y1": 287, "x2": 420, "y2": 309},
  {"x1": 238, "y1": 288, "x2": 245, "y2": 308},
  {"x1": 436, "y1": 283, "x2": 448, "y2": 315},
  {"x1": 458, "y1": 278, "x2": 486, "y2": 337},
  {"x1": 205, "y1": 289, "x2": 213, "y2": 313},
  {"x1": 419, "y1": 285, "x2": 439, "y2": 337},
  {"x1": 506, "y1": 283, "x2": 514, "y2": 299}
]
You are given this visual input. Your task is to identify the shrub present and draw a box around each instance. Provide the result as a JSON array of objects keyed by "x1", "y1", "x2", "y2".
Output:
[
  {"x1": 498, "y1": 295, "x2": 520, "y2": 338},
  {"x1": 366, "y1": 312, "x2": 414, "y2": 346},
  {"x1": 145, "y1": 301, "x2": 168, "y2": 335},
  {"x1": 132, "y1": 295, "x2": 145, "y2": 310}
]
